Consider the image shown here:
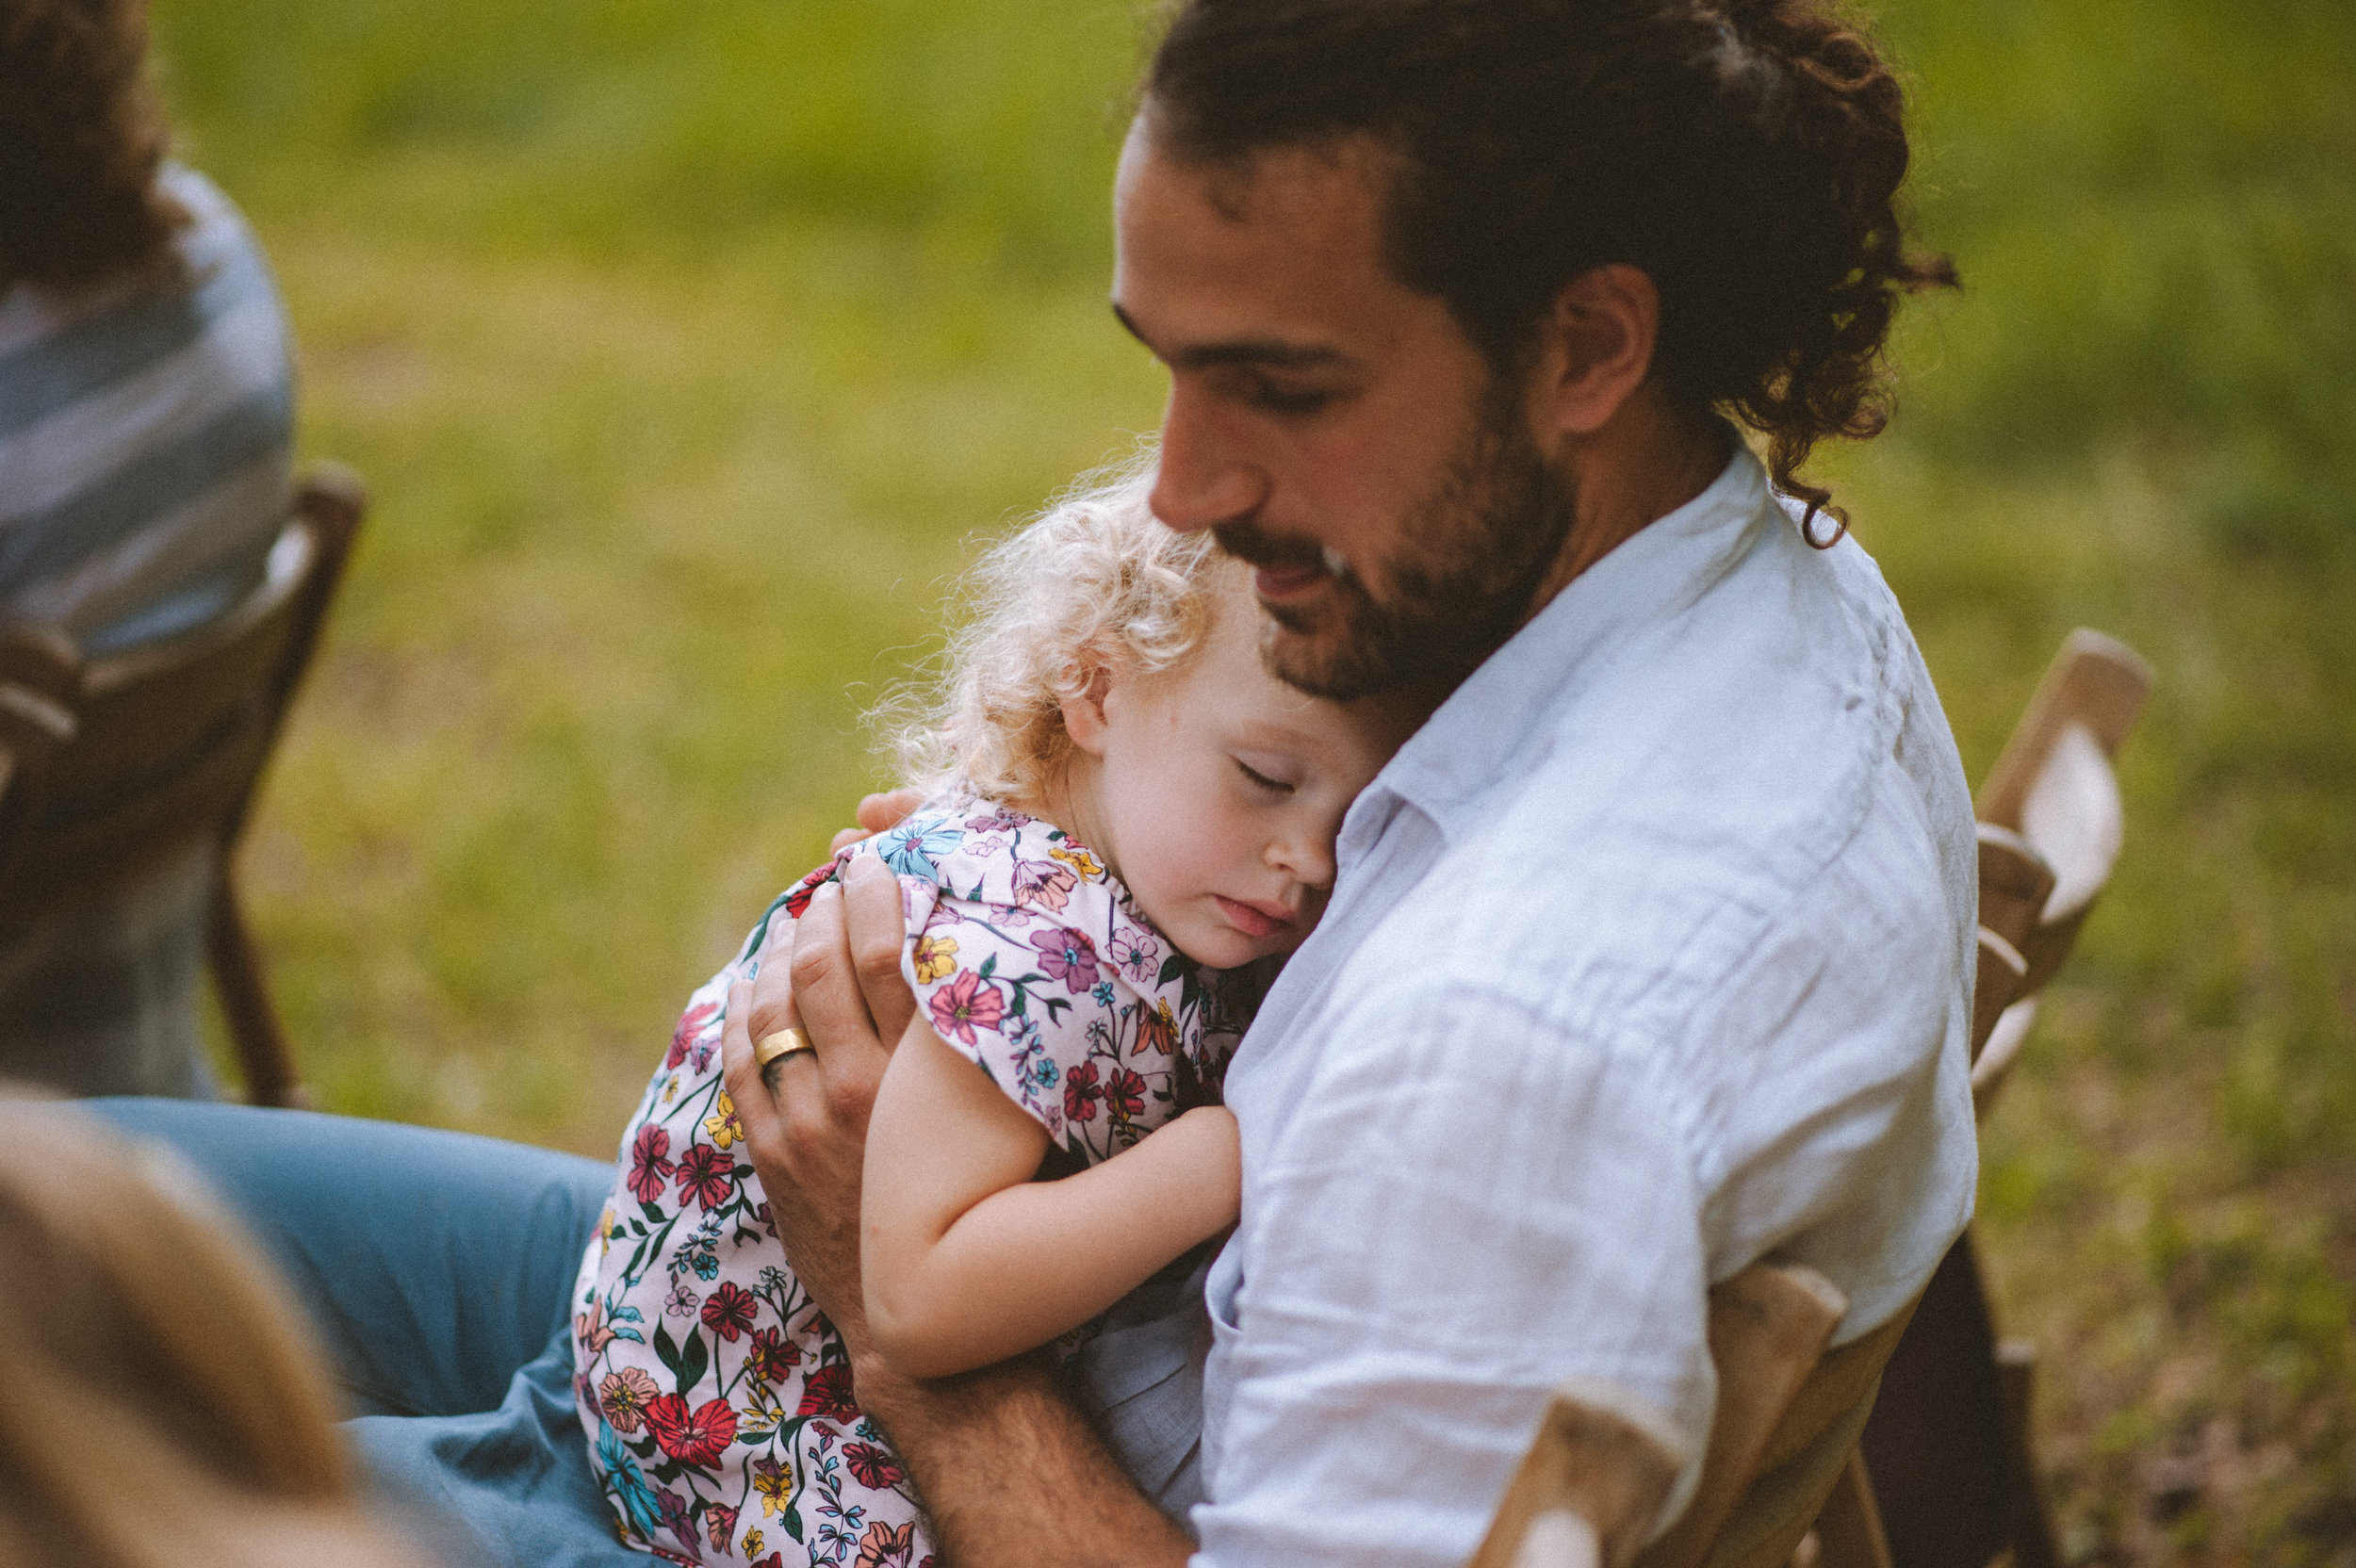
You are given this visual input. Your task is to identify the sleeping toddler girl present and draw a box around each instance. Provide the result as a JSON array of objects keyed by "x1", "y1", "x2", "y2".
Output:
[{"x1": 571, "y1": 462, "x2": 1424, "y2": 1566}]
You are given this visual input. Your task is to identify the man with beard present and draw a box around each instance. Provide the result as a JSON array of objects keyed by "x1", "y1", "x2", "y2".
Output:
[{"x1": 728, "y1": 3, "x2": 1980, "y2": 1566}]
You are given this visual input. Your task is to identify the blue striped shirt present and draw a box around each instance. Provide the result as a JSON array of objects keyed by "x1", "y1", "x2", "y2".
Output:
[{"x1": 0, "y1": 165, "x2": 294, "y2": 654}]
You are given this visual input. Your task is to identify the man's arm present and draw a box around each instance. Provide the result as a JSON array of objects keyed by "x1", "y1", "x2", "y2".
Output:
[{"x1": 718, "y1": 853, "x2": 1192, "y2": 1567}]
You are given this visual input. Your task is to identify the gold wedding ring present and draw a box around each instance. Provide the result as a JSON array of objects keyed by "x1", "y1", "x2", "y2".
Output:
[{"x1": 754, "y1": 1026, "x2": 814, "y2": 1068}]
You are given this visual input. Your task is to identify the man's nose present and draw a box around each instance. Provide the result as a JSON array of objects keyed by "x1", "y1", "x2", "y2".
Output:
[{"x1": 1151, "y1": 384, "x2": 1267, "y2": 533}]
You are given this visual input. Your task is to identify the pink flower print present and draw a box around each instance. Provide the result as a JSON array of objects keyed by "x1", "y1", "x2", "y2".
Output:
[
  {"x1": 666, "y1": 1002, "x2": 719, "y2": 1070},
  {"x1": 705, "y1": 1503, "x2": 739, "y2": 1553},
  {"x1": 674, "y1": 1143, "x2": 734, "y2": 1211},
  {"x1": 1010, "y1": 858, "x2": 1076, "y2": 913},
  {"x1": 1029, "y1": 927, "x2": 1100, "y2": 992},
  {"x1": 699, "y1": 1280, "x2": 758, "y2": 1342},
  {"x1": 1135, "y1": 997, "x2": 1179, "y2": 1061},
  {"x1": 627, "y1": 1124, "x2": 676, "y2": 1205},
  {"x1": 1105, "y1": 1065, "x2": 1147, "y2": 1121},
  {"x1": 856, "y1": 1520, "x2": 921, "y2": 1568},
  {"x1": 576, "y1": 1298, "x2": 617, "y2": 1354},
  {"x1": 664, "y1": 1282, "x2": 701, "y2": 1319},
  {"x1": 600, "y1": 1366, "x2": 661, "y2": 1434},
  {"x1": 927, "y1": 969, "x2": 1005, "y2": 1045},
  {"x1": 1063, "y1": 1059, "x2": 1102, "y2": 1124},
  {"x1": 1108, "y1": 925, "x2": 1160, "y2": 982}
]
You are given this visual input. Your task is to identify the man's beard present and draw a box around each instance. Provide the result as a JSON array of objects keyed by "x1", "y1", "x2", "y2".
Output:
[{"x1": 1215, "y1": 387, "x2": 1576, "y2": 703}]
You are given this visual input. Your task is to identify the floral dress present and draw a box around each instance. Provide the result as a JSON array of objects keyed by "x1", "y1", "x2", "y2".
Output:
[{"x1": 573, "y1": 794, "x2": 1251, "y2": 1567}]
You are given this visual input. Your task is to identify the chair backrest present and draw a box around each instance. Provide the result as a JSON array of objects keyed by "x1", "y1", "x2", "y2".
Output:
[
  {"x1": 1968, "y1": 630, "x2": 2151, "y2": 1112},
  {"x1": 1471, "y1": 1263, "x2": 1918, "y2": 1568},
  {"x1": 0, "y1": 465, "x2": 363, "y2": 931}
]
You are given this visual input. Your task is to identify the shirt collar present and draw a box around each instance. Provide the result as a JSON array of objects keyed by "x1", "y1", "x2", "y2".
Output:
[{"x1": 1365, "y1": 443, "x2": 1774, "y2": 839}]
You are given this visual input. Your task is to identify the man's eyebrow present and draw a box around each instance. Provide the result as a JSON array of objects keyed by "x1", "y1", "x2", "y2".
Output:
[{"x1": 1111, "y1": 302, "x2": 1349, "y2": 372}]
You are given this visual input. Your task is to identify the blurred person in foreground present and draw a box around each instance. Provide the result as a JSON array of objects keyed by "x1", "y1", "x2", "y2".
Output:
[
  {"x1": 72, "y1": 3, "x2": 1978, "y2": 1566},
  {"x1": 0, "y1": 0, "x2": 297, "y2": 1097},
  {"x1": 0, "y1": 1091, "x2": 439, "y2": 1568}
]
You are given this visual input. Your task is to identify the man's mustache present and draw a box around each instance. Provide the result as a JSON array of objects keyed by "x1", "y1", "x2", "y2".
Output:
[{"x1": 1213, "y1": 520, "x2": 1351, "y2": 582}]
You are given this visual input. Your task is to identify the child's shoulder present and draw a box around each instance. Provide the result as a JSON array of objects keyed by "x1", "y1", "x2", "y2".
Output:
[{"x1": 852, "y1": 793, "x2": 1132, "y2": 930}]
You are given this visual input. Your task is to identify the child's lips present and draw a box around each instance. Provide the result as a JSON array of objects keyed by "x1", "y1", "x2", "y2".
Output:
[{"x1": 1215, "y1": 895, "x2": 1295, "y2": 939}]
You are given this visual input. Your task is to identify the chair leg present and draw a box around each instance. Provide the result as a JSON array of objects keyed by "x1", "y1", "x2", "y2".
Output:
[
  {"x1": 205, "y1": 874, "x2": 305, "y2": 1108},
  {"x1": 1995, "y1": 1342, "x2": 2063, "y2": 1568},
  {"x1": 1812, "y1": 1451, "x2": 1895, "y2": 1568}
]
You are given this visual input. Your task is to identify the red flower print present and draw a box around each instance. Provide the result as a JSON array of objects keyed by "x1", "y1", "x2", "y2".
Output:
[
  {"x1": 782, "y1": 858, "x2": 843, "y2": 921},
  {"x1": 627, "y1": 1124, "x2": 675, "y2": 1205},
  {"x1": 705, "y1": 1502, "x2": 739, "y2": 1552},
  {"x1": 1028, "y1": 926, "x2": 1100, "y2": 992},
  {"x1": 1063, "y1": 1059, "x2": 1101, "y2": 1124},
  {"x1": 644, "y1": 1393, "x2": 739, "y2": 1468},
  {"x1": 744, "y1": 1326, "x2": 801, "y2": 1386},
  {"x1": 795, "y1": 1363, "x2": 859, "y2": 1422},
  {"x1": 926, "y1": 969, "x2": 1005, "y2": 1045},
  {"x1": 674, "y1": 1142, "x2": 735, "y2": 1211},
  {"x1": 855, "y1": 1520, "x2": 920, "y2": 1568},
  {"x1": 1009, "y1": 858, "x2": 1076, "y2": 913},
  {"x1": 1105, "y1": 1065, "x2": 1147, "y2": 1120},
  {"x1": 699, "y1": 1281, "x2": 758, "y2": 1342},
  {"x1": 666, "y1": 1002, "x2": 719, "y2": 1070},
  {"x1": 843, "y1": 1439, "x2": 907, "y2": 1490}
]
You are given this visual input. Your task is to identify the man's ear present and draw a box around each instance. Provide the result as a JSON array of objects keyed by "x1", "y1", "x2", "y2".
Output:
[
  {"x1": 1530, "y1": 263, "x2": 1661, "y2": 441},
  {"x1": 1059, "y1": 663, "x2": 1115, "y2": 759}
]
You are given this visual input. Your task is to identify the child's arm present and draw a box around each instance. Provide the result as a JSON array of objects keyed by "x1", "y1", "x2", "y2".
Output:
[{"x1": 860, "y1": 1016, "x2": 1241, "y2": 1380}]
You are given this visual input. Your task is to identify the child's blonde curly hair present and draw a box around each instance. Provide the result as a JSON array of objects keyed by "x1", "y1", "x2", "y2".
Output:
[{"x1": 892, "y1": 450, "x2": 1242, "y2": 807}]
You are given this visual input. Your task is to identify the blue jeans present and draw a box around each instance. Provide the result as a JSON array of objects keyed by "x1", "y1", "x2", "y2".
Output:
[
  {"x1": 93, "y1": 1098, "x2": 646, "y2": 1567},
  {"x1": 92, "y1": 1098, "x2": 1210, "y2": 1562}
]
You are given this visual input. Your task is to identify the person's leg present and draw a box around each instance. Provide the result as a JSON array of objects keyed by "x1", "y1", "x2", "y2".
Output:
[
  {"x1": 88, "y1": 1098, "x2": 647, "y2": 1566},
  {"x1": 89, "y1": 1097, "x2": 607, "y2": 1418}
]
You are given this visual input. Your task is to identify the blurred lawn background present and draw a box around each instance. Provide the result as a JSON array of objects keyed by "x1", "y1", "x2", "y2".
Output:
[{"x1": 149, "y1": 0, "x2": 2353, "y2": 1560}]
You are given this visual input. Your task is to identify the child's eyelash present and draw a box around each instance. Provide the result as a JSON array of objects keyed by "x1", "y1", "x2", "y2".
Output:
[{"x1": 1235, "y1": 759, "x2": 1294, "y2": 794}]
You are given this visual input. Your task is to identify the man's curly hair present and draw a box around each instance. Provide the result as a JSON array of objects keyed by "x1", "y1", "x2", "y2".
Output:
[
  {"x1": 1, "y1": 0, "x2": 187, "y2": 291},
  {"x1": 1147, "y1": 0, "x2": 1957, "y2": 541}
]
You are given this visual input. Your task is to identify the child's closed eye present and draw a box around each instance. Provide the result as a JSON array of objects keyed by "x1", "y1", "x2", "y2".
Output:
[{"x1": 1234, "y1": 758, "x2": 1295, "y2": 794}]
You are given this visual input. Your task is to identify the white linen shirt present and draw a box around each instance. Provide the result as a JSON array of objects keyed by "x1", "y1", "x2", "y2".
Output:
[{"x1": 1191, "y1": 446, "x2": 1980, "y2": 1567}]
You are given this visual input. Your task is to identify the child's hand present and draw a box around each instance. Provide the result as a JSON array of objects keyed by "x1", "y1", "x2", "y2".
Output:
[{"x1": 831, "y1": 786, "x2": 926, "y2": 853}]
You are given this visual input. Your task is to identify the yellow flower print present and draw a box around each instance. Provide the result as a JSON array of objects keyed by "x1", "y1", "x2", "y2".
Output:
[
  {"x1": 703, "y1": 1090, "x2": 742, "y2": 1150},
  {"x1": 660, "y1": 1075, "x2": 679, "y2": 1105},
  {"x1": 752, "y1": 1457, "x2": 794, "y2": 1518},
  {"x1": 911, "y1": 933, "x2": 960, "y2": 984},
  {"x1": 742, "y1": 1530, "x2": 764, "y2": 1558},
  {"x1": 1051, "y1": 843, "x2": 1104, "y2": 881}
]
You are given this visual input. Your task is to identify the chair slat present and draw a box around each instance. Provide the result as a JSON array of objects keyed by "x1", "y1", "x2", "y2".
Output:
[{"x1": 1972, "y1": 930, "x2": 2028, "y2": 1065}]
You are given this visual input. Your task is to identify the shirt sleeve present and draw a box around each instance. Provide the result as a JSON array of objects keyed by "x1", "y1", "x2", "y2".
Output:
[{"x1": 1192, "y1": 978, "x2": 1714, "y2": 1568}]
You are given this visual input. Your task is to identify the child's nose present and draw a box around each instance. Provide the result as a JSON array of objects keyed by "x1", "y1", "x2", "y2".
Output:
[{"x1": 1268, "y1": 827, "x2": 1336, "y2": 892}]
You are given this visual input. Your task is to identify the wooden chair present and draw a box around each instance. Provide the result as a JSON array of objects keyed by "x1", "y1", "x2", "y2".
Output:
[
  {"x1": 1469, "y1": 1262, "x2": 1917, "y2": 1568},
  {"x1": 0, "y1": 464, "x2": 367, "y2": 1107},
  {"x1": 1860, "y1": 629, "x2": 2152, "y2": 1568}
]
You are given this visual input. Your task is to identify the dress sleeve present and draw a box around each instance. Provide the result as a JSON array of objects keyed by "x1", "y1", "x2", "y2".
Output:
[{"x1": 899, "y1": 884, "x2": 1164, "y2": 1163}]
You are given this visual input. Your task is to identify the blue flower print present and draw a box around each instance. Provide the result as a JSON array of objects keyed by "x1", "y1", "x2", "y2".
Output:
[
  {"x1": 597, "y1": 1424, "x2": 665, "y2": 1541},
  {"x1": 875, "y1": 817, "x2": 964, "y2": 883}
]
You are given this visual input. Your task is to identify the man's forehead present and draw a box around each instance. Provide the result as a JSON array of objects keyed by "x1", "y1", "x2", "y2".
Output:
[{"x1": 1111, "y1": 122, "x2": 1411, "y2": 355}]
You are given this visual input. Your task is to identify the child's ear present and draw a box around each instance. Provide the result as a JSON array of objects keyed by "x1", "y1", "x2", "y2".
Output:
[{"x1": 1059, "y1": 663, "x2": 1115, "y2": 758}]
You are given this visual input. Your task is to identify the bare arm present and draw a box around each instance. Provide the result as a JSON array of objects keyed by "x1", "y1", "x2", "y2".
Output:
[
  {"x1": 720, "y1": 853, "x2": 1191, "y2": 1568},
  {"x1": 863, "y1": 1013, "x2": 1241, "y2": 1378}
]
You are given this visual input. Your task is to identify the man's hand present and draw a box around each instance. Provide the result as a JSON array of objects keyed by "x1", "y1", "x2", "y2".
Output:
[{"x1": 719, "y1": 854, "x2": 917, "y2": 1364}]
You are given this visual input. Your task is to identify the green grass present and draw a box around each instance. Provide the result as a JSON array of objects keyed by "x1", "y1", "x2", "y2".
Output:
[{"x1": 147, "y1": 0, "x2": 2354, "y2": 1559}]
